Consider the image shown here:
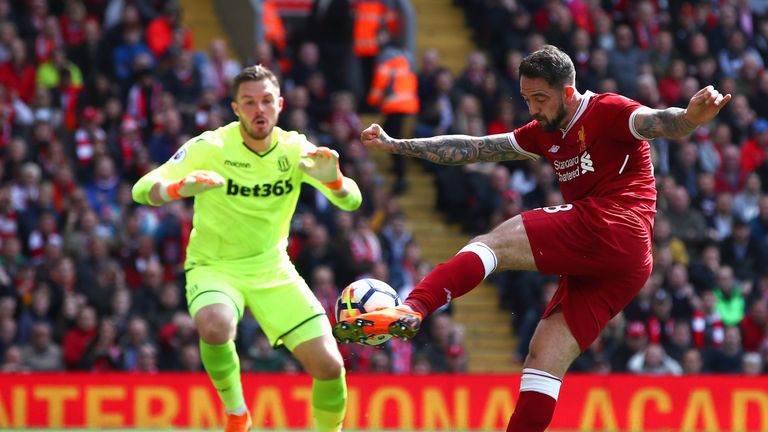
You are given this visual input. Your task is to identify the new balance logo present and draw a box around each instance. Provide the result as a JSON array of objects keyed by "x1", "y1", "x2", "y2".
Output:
[
  {"x1": 580, "y1": 151, "x2": 594, "y2": 174},
  {"x1": 548, "y1": 145, "x2": 560, "y2": 153},
  {"x1": 224, "y1": 160, "x2": 251, "y2": 168}
]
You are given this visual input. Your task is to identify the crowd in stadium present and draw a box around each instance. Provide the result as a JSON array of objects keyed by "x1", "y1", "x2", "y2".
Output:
[{"x1": 0, "y1": 0, "x2": 765, "y2": 377}]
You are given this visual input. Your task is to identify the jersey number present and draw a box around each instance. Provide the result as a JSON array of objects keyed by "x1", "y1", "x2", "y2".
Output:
[{"x1": 541, "y1": 204, "x2": 573, "y2": 213}]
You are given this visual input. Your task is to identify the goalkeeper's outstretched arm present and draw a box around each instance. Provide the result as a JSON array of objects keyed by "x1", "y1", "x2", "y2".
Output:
[
  {"x1": 300, "y1": 146, "x2": 362, "y2": 212},
  {"x1": 132, "y1": 169, "x2": 225, "y2": 206}
]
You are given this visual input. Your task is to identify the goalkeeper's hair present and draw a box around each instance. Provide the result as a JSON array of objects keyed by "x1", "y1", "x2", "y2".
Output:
[
  {"x1": 232, "y1": 64, "x2": 280, "y2": 99},
  {"x1": 519, "y1": 45, "x2": 575, "y2": 88}
]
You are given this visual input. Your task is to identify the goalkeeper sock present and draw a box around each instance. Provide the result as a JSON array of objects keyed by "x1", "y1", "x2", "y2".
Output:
[
  {"x1": 312, "y1": 369, "x2": 347, "y2": 432},
  {"x1": 200, "y1": 340, "x2": 245, "y2": 413},
  {"x1": 506, "y1": 368, "x2": 561, "y2": 432},
  {"x1": 405, "y1": 242, "x2": 497, "y2": 316}
]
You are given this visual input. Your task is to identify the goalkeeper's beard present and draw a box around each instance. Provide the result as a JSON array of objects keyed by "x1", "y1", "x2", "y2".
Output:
[{"x1": 241, "y1": 121, "x2": 273, "y2": 141}]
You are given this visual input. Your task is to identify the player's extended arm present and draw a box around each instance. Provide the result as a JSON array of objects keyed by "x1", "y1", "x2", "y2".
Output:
[
  {"x1": 633, "y1": 85, "x2": 732, "y2": 140},
  {"x1": 133, "y1": 170, "x2": 225, "y2": 206},
  {"x1": 300, "y1": 147, "x2": 362, "y2": 211},
  {"x1": 360, "y1": 124, "x2": 528, "y2": 164}
]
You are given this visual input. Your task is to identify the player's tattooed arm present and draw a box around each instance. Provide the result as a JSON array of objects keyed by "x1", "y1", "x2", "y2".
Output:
[
  {"x1": 389, "y1": 134, "x2": 528, "y2": 164},
  {"x1": 634, "y1": 107, "x2": 700, "y2": 140}
]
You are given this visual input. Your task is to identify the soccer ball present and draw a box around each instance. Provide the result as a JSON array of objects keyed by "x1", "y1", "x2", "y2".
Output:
[{"x1": 335, "y1": 278, "x2": 401, "y2": 346}]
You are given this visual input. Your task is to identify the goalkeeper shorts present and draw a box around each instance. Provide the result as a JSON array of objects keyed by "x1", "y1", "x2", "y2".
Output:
[{"x1": 185, "y1": 256, "x2": 329, "y2": 350}]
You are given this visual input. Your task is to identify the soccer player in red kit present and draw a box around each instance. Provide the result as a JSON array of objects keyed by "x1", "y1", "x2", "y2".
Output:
[{"x1": 334, "y1": 45, "x2": 731, "y2": 431}]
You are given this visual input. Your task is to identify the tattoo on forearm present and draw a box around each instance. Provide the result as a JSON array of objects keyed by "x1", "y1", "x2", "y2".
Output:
[
  {"x1": 636, "y1": 107, "x2": 699, "y2": 139},
  {"x1": 386, "y1": 135, "x2": 525, "y2": 164}
]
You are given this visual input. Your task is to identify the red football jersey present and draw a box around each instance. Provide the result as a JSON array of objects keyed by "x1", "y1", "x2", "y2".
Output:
[{"x1": 508, "y1": 92, "x2": 657, "y2": 223}]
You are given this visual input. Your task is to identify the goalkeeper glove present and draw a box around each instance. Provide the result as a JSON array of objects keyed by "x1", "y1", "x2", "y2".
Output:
[
  {"x1": 299, "y1": 147, "x2": 344, "y2": 190},
  {"x1": 158, "y1": 170, "x2": 225, "y2": 202}
]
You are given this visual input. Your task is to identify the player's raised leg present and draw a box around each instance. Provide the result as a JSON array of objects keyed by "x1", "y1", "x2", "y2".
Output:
[
  {"x1": 506, "y1": 307, "x2": 580, "y2": 431},
  {"x1": 290, "y1": 328, "x2": 347, "y2": 432},
  {"x1": 333, "y1": 214, "x2": 535, "y2": 341}
]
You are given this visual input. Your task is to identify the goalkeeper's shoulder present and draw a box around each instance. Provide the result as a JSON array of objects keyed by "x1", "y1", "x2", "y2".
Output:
[
  {"x1": 131, "y1": 125, "x2": 232, "y2": 205},
  {"x1": 187, "y1": 125, "x2": 233, "y2": 152}
]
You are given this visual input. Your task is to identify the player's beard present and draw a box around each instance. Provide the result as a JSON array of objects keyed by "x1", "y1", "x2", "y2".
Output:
[
  {"x1": 539, "y1": 100, "x2": 568, "y2": 133},
  {"x1": 242, "y1": 119, "x2": 273, "y2": 141}
]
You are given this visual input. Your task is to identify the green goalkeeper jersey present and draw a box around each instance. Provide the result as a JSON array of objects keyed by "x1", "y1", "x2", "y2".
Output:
[{"x1": 132, "y1": 122, "x2": 362, "y2": 266}]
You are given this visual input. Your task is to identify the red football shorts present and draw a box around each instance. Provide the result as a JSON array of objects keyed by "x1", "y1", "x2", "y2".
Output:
[{"x1": 521, "y1": 197, "x2": 654, "y2": 351}]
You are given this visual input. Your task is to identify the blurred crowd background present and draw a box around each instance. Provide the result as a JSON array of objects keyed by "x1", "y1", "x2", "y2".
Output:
[{"x1": 0, "y1": 0, "x2": 766, "y2": 378}]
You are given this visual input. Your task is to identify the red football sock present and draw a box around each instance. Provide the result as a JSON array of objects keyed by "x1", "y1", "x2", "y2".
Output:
[
  {"x1": 506, "y1": 368, "x2": 562, "y2": 432},
  {"x1": 506, "y1": 390, "x2": 557, "y2": 432},
  {"x1": 404, "y1": 242, "x2": 496, "y2": 316}
]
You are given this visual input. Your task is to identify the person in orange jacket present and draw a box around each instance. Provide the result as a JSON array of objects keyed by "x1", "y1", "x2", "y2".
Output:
[{"x1": 367, "y1": 30, "x2": 419, "y2": 194}]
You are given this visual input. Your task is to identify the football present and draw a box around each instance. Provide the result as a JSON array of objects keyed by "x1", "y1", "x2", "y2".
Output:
[{"x1": 335, "y1": 278, "x2": 401, "y2": 346}]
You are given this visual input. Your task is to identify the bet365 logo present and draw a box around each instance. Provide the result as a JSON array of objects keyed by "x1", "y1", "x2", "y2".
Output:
[{"x1": 226, "y1": 178, "x2": 293, "y2": 197}]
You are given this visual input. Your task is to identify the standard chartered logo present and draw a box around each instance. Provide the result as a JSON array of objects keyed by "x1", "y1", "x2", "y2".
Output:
[{"x1": 556, "y1": 151, "x2": 595, "y2": 183}]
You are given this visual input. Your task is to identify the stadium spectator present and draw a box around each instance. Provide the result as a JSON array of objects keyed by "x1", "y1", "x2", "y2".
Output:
[
  {"x1": 627, "y1": 343, "x2": 683, "y2": 375},
  {"x1": 36, "y1": 46, "x2": 83, "y2": 90},
  {"x1": 740, "y1": 299, "x2": 767, "y2": 352},
  {"x1": 662, "y1": 185, "x2": 708, "y2": 247},
  {"x1": 178, "y1": 343, "x2": 201, "y2": 371},
  {"x1": 733, "y1": 172, "x2": 761, "y2": 222},
  {"x1": 120, "y1": 316, "x2": 151, "y2": 371},
  {"x1": 162, "y1": 50, "x2": 200, "y2": 115},
  {"x1": 714, "y1": 265, "x2": 747, "y2": 326},
  {"x1": 303, "y1": 0, "x2": 353, "y2": 93},
  {"x1": 157, "y1": 310, "x2": 196, "y2": 370},
  {"x1": 379, "y1": 212, "x2": 412, "y2": 291},
  {"x1": 705, "y1": 325, "x2": 744, "y2": 373},
  {"x1": 742, "y1": 351, "x2": 764, "y2": 375},
  {"x1": 0, "y1": 344, "x2": 27, "y2": 372},
  {"x1": 134, "y1": 341, "x2": 158, "y2": 372},
  {"x1": 201, "y1": 38, "x2": 240, "y2": 104},
  {"x1": 144, "y1": 0, "x2": 191, "y2": 61},
  {"x1": 296, "y1": 223, "x2": 356, "y2": 289},
  {"x1": 0, "y1": 38, "x2": 36, "y2": 103},
  {"x1": 665, "y1": 264, "x2": 699, "y2": 321},
  {"x1": 607, "y1": 24, "x2": 647, "y2": 98},
  {"x1": 663, "y1": 320, "x2": 695, "y2": 364},
  {"x1": 61, "y1": 304, "x2": 97, "y2": 369},
  {"x1": 367, "y1": 29, "x2": 419, "y2": 195},
  {"x1": 21, "y1": 321, "x2": 61, "y2": 370},
  {"x1": 310, "y1": 265, "x2": 340, "y2": 323},
  {"x1": 681, "y1": 347, "x2": 705, "y2": 374},
  {"x1": 79, "y1": 316, "x2": 121, "y2": 371},
  {"x1": 111, "y1": 26, "x2": 153, "y2": 86}
]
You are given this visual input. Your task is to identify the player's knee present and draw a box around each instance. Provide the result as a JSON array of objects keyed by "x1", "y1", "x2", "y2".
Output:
[
  {"x1": 195, "y1": 306, "x2": 236, "y2": 344},
  {"x1": 310, "y1": 351, "x2": 344, "y2": 380},
  {"x1": 472, "y1": 215, "x2": 524, "y2": 248}
]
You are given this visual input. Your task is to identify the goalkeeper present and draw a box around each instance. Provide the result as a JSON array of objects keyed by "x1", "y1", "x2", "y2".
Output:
[{"x1": 132, "y1": 65, "x2": 361, "y2": 432}]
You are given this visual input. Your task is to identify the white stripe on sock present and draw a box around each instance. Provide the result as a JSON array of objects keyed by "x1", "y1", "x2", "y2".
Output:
[
  {"x1": 521, "y1": 368, "x2": 562, "y2": 400},
  {"x1": 458, "y1": 242, "x2": 497, "y2": 278}
]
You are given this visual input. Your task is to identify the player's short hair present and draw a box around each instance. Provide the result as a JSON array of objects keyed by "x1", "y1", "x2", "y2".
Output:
[
  {"x1": 232, "y1": 64, "x2": 280, "y2": 99},
  {"x1": 519, "y1": 45, "x2": 575, "y2": 88}
]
